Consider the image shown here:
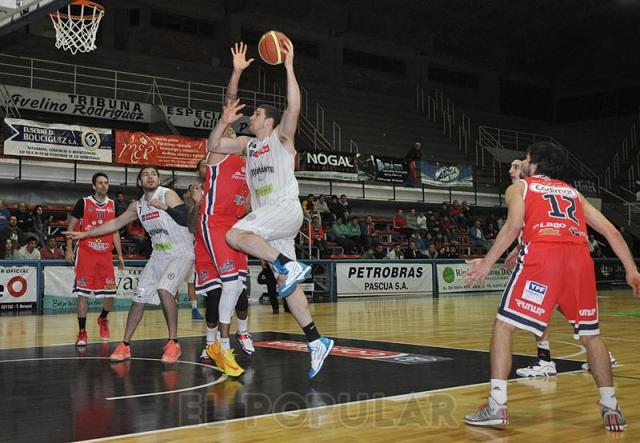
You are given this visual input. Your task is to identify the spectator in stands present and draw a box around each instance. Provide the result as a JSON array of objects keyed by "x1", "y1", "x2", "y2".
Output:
[
  {"x1": 405, "y1": 142, "x2": 422, "y2": 187},
  {"x1": 6, "y1": 216, "x2": 23, "y2": 245},
  {"x1": 31, "y1": 205, "x2": 50, "y2": 246},
  {"x1": 361, "y1": 216, "x2": 378, "y2": 248},
  {"x1": 115, "y1": 192, "x2": 129, "y2": 217},
  {"x1": 416, "y1": 211, "x2": 427, "y2": 232},
  {"x1": 302, "y1": 194, "x2": 319, "y2": 220},
  {"x1": 484, "y1": 223, "x2": 497, "y2": 248},
  {"x1": 3, "y1": 238, "x2": 15, "y2": 259},
  {"x1": 588, "y1": 234, "x2": 605, "y2": 257},
  {"x1": 393, "y1": 209, "x2": 413, "y2": 238},
  {"x1": 309, "y1": 215, "x2": 328, "y2": 258},
  {"x1": 439, "y1": 216, "x2": 453, "y2": 240},
  {"x1": 40, "y1": 235, "x2": 64, "y2": 259},
  {"x1": 329, "y1": 195, "x2": 347, "y2": 222},
  {"x1": 434, "y1": 232, "x2": 447, "y2": 251},
  {"x1": 340, "y1": 194, "x2": 351, "y2": 217},
  {"x1": 460, "y1": 200, "x2": 472, "y2": 220},
  {"x1": 16, "y1": 202, "x2": 33, "y2": 234},
  {"x1": 0, "y1": 199, "x2": 10, "y2": 231},
  {"x1": 439, "y1": 202, "x2": 450, "y2": 219},
  {"x1": 406, "y1": 208, "x2": 418, "y2": 231},
  {"x1": 316, "y1": 195, "x2": 333, "y2": 226},
  {"x1": 496, "y1": 215, "x2": 506, "y2": 230},
  {"x1": 408, "y1": 231, "x2": 425, "y2": 250},
  {"x1": 426, "y1": 212, "x2": 439, "y2": 231},
  {"x1": 438, "y1": 247, "x2": 449, "y2": 258},
  {"x1": 373, "y1": 244, "x2": 387, "y2": 259},
  {"x1": 619, "y1": 226, "x2": 634, "y2": 253},
  {"x1": 424, "y1": 244, "x2": 439, "y2": 259},
  {"x1": 346, "y1": 216, "x2": 363, "y2": 253},
  {"x1": 126, "y1": 219, "x2": 149, "y2": 256},
  {"x1": 16, "y1": 237, "x2": 40, "y2": 260},
  {"x1": 469, "y1": 220, "x2": 488, "y2": 252},
  {"x1": 404, "y1": 241, "x2": 424, "y2": 259},
  {"x1": 386, "y1": 244, "x2": 404, "y2": 260},
  {"x1": 361, "y1": 247, "x2": 375, "y2": 259},
  {"x1": 447, "y1": 245, "x2": 459, "y2": 258},
  {"x1": 423, "y1": 232, "x2": 434, "y2": 249},
  {"x1": 449, "y1": 200, "x2": 464, "y2": 226},
  {"x1": 331, "y1": 217, "x2": 357, "y2": 254}
]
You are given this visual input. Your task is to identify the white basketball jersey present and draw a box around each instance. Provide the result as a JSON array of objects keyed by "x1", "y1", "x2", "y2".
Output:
[
  {"x1": 137, "y1": 186, "x2": 194, "y2": 258},
  {"x1": 246, "y1": 128, "x2": 299, "y2": 208}
]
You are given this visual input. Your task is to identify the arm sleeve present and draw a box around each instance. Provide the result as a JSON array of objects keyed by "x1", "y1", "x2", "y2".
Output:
[
  {"x1": 70, "y1": 198, "x2": 84, "y2": 219},
  {"x1": 166, "y1": 204, "x2": 187, "y2": 227}
]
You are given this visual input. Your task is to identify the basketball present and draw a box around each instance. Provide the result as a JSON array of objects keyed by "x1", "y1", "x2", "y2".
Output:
[{"x1": 258, "y1": 30, "x2": 289, "y2": 65}]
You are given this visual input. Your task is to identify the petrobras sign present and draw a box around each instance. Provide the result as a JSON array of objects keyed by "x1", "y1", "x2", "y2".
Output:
[
  {"x1": 3, "y1": 86, "x2": 147, "y2": 122},
  {"x1": 3, "y1": 118, "x2": 113, "y2": 163},
  {"x1": 336, "y1": 262, "x2": 432, "y2": 297},
  {"x1": 436, "y1": 262, "x2": 512, "y2": 293},
  {"x1": 296, "y1": 151, "x2": 359, "y2": 181},
  {"x1": 421, "y1": 161, "x2": 473, "y2": 188}
]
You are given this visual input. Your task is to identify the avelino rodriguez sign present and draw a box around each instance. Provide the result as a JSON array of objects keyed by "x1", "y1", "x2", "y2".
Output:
[{"x1": 336, "y1": 263, "x2": 433, "y2": 297}]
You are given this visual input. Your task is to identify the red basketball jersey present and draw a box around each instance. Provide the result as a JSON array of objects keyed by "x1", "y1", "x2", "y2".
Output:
[
  {"x1": 520, "y1": 175, "x2": 588, "y2": 245},
  {"x1": 79, "y1": 196, "x2": 116, "y2": 253},
  {"x1": 200, "y1": 155, "x2": 249, "y2": 218}
]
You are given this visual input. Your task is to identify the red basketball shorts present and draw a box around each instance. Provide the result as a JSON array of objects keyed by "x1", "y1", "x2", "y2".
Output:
[
  {"x1": 73, "y1": 248, "x2": 116, "y2": 297},
  {"x1": 195, "y1": 214, "x2": 247, "y2": 295},
  {"x1": 497, "y1": 242, "x2": 598, "y2": 339}
]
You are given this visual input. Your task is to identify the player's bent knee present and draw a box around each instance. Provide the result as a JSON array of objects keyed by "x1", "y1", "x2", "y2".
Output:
[
  {"x1": 579, "y1": 334, "x2": 599, "y2": 346},
  {"x1": 225, "y1": 229, "x2": 240, "y2": 248},
  {"x1": 205, "y1": 288, "x2": 221, "y2": 324},
  {"x1": 494, "y1": 318, "x2": 517, "y2": 332},
  {"x1": 235, "y1": 288, "x2": 248, "y2": 312}
]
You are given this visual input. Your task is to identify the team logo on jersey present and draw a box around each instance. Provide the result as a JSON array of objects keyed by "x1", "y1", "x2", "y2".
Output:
[
  {"x1": 251, "y1": 145, "x2": 270, "y2": 158},
  {"x1": 141, "y1": 211, "x2": 160, "y2": 221},
  {"x1": 234, "y1": 195, "x2": 246, "y2": 205},
  {"x1": 530, "y1": 183, "x2": 578, "y2": 197},
  {"x1": 220, "y1": 259, "x2": 235, "y2": 273},
  {"x1": 168, "y1": 273, "x2": 175, "y2": 280},
  {"x1": 88, "y1": 206, "x2": 94, "y2": 213},
  {"x1": 198, "y1": 271, "x2": 208, "y2": 281},
  {"x1": 78, "y1": 278, "x2": 87, "y2": 286},
  {"x1": 522, "y1": 280, "x2": 547, "y2": 305},
  {"x1": 231, "y1": 170, "x2": 246, "y2": 180},
  {"x1": 539, "y1": 228, "x2": 560, "y2": 236},
  {"x1": 105, "y1": 277, "x2": 116, "y2": 290},
  {"x1": 569, "y1": 226, "x2": 587, "y2": 238}
]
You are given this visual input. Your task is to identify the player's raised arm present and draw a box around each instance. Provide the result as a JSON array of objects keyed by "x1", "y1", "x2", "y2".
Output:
[
  {"x1": 277, "y1": 38, "x2": 300, "y2": 150},
  {"x1": 207, "y1": 100, "x2": 249, "y2": 155},
  {"x1": 225, "y1": 41, "x2": 254, "y2": 106},
  {"x1": 64, "y1": 202, "x2": 138, "y2": 241}
]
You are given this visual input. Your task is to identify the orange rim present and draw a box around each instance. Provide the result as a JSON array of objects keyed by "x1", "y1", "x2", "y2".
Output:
[{"x1": 49, "y1": 0, "x2": 105, "y2": 21}]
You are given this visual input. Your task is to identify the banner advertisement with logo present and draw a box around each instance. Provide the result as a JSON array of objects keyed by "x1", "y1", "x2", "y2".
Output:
[
  {"x1": 0, "y1": 266, "x2": 38, "y2": 310},
  {"x1": 420, "y1": 161, "x2": 474, "y2": 188},
  {"x1": 336, "y1": 263, "x2": 432, "y2": 297},
  {"x1": 160, "y1": 106, "x2": 252, "y2": 134},
  {"x1": 43, "y1": 265, "x2": 190, "y2": 311},
  {"x1": 437, "y1": 262, "x2": 512, "y2": 293},
  {"x1": 3, "y1": 86, "x2": 148, "y2": 122},
  {"x1": 569, "y1": 177, "x2": 599, "y2": 196},
  {"x1": 3, "y1": 118, "x2": 113, "y2": 162},
  {"x1": 295, "y1": 151, "x2": 359, "y2": 181},
  {"x1": 357, "y1": 155, "x2": 409, "y2": 184},
  {"x1": 115, "y1": 130, "x2": 206, "y2": 169}
]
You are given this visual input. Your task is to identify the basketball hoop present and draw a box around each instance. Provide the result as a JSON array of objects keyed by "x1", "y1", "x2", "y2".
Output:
[{"x1": 50, "y1": 0, "x2": 105, "y2": 54}]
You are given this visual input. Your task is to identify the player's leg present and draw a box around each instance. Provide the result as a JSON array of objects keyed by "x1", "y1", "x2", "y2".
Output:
[
  {"x1": 234, "y1": 286, "x2": 254, "y2": 355},
  {"x1": 76, "y1": 295, "x2": 89, "y2": 346},
  {"x1": 73, "y1": 248, "x2": 93, "y2": 346},
  {"x1": 186, "y1": 264, "x2": 203, "y2": 320},
  {"x1": 216, "y1": 278, "x2": 244, "y2": 376},
  {"x1": 96, "y1": 254, "x2": 117, "y2": 340},
  {"x1": 568, "y1": 251, "x2": 626, "y2": 431}
]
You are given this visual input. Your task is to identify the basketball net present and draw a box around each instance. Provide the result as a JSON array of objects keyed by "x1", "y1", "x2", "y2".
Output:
[{"x1": 50, "y1": 0, "x2": 105, "y2": 54}]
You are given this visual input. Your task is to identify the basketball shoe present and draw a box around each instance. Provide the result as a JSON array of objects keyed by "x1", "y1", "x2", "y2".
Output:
[
  {"x1": 600, "y1": 403, "x2": 627, "y2": 431},
  {"x1": 276, "y1": 261, "x2": 312, "y2": 297},
  {"x1": 111, "y1": 342, "x2": 131, "y2": 362},
  {"x1": 236, "y1": 331, "x2": 255, "y2": 355},
  {"x1": 465, "y1": 397, "x2": 510, "y2": 426},
  {"x1": 97, "y1": 316, "x2": 110, "y2": 341},
  {"x1": 75, "y1": 329, "x2": 88, "y2": 347},
  {"x1": 308, "y1": 336, "x2": 334, "y2": 379},
  {"x1": 161, "y1": 341, "x2": 182, "y2": 363},
  {"x1": 516, "y1": 359, "x2": 557, "y2": 377}
]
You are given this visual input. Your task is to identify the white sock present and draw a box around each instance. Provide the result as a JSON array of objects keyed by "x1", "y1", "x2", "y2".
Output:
[
  {"x1": 237, "y1": 317, "x2": 248, "y2": 334},
  {"x1": 599, "y1": 387, "x2": 618, "y2": 409},
  {"x1": 220, "y1": 337, "x2": 231, "y2": 350},
  {"x1": 490, "y1": 379, "x2": 508, "y2": 405},
  {"x1": 206, "y1": 327, "x2": 218, "y2": 346},
  {"x1": 537, "y1": 340, "x2": 550, "y2": 350}
]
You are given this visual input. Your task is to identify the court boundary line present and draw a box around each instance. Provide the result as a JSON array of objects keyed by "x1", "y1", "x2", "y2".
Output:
[
  {"x1": 82, "y1": 368, "x2": 589, "y2": 442},
  {"x1": 0, "y1": 356, "x2": 227, "y2": 399}
]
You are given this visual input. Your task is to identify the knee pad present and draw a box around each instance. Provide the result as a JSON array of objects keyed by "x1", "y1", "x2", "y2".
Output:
[
  {"x1": 219, "y1": 279, "x2": 242, "y2": 324},
  {"x1": 205, "y1": 287, "x2": 221, "y2": 325},
  {"x1": 235, "y1": 288, "x2": 248, "y2": 312}
]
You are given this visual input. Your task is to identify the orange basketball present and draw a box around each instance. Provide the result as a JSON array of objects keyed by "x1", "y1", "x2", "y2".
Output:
[{"x1": 258, "y1": 30, "x2": 289, "y2": 65}]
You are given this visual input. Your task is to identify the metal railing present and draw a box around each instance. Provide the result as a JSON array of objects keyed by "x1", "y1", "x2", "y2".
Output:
[
  {"x1": 0, "y1": 84, "x2": 20, "y2": 118},
  {"x1": 603, "y1": 112, "x2": 640, "y2": 191}
]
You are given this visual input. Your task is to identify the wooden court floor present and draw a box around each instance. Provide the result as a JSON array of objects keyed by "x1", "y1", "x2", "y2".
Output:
[{"x1": 1, "y1": 289, "x2": 639, "y2": 442}]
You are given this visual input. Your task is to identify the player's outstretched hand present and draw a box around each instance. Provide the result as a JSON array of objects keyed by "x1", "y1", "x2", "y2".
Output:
[
  {"x1": 63, "y1": 230, "x2": 87, "y2": 241},
  {"x1": 231, "y1": 41, "x2": 254, "y2": 72},
  {"x1": 626, "y1": 270, "x2": 640, "y2": 298},
  {"x1": 464, "y1": 258, "x2": 492, "y2": 288},
  {"x1": 281, "y1": 37, "x2": 294, "y2": 68},
  {"x1": 221, "y1": 99, "x2": 246, "y2": 125}
]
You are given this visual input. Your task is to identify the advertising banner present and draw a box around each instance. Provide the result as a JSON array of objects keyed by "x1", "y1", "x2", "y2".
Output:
[
  {"x1": 295, "y1": 151, "x2": 359, "y2": 181},
  {"x1": 3, "y1": 118, "x2": 113, "y2": 162},
  {"x1": 0, "y1": 265, "x2": 38, "y2": 310},
  {"x1": 357, "y1": 155, "x2": 409, "y2": 184},
  {"x1": 115, "y1": 130, "x2": 206, "y2": 168},
  {"x1": 436, "y1": 262, "x2": 512, "y2": 293},
  {"x1": 420, "y1": 161, "x2": 474, "y2": 187},
  {"x1": 336, "y1": 262, "x2": 432, "y2": 297}
]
